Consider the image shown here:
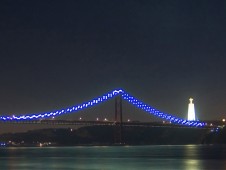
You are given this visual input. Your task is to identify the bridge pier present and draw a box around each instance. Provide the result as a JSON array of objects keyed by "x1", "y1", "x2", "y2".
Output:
[{"x1": 114, "y1": 94, "x2": 123, "y2": 144}]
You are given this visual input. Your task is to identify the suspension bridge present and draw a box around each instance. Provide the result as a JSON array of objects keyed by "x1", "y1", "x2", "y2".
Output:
[{"x1": 0, "y1": 89, "x2": 205, "y2": 127}]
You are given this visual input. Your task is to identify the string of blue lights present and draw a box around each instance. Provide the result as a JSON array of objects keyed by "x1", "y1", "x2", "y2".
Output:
[
  {"x1": 0, "y1": 89, "x2": 123, "y2": 121},
  {"x1": 0, "y1": 89, "x2": 204, "y2": 127},
  {"x1": 121, "y1": 92, "x2": 205, "y2": 127}
]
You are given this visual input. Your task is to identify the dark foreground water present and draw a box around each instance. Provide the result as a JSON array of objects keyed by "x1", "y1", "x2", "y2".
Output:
[{"x1": 1, "y1": 145, "x2": 226, "y2": 170}]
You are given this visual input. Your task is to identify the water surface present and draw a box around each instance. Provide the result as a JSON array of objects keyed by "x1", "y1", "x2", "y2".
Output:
[{"x1": 1, "y1": 145, "x2": 226, "y2": 170}]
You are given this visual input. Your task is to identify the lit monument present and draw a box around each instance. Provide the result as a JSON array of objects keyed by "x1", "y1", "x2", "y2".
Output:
[{"x1": 187, "y1": 98, "x2": 196, "y2": 121}]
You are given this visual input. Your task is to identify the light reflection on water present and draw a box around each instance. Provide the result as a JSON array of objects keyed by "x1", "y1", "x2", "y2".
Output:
[{"x1": 1, "y1": 145, "x2": 226, "y2": 170}]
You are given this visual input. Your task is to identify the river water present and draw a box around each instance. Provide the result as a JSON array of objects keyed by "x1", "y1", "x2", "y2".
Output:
[{"x1": 1, "y1": 145, "x2": 226, "y2": 170}]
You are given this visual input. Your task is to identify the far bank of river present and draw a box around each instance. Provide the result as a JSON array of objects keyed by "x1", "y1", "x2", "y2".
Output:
[{"x1": 1, "y1": 125, "x2": 225, "y2": 146}]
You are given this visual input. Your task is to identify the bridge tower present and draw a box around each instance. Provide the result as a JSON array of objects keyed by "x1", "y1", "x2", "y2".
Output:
[{"x1": 114, "y1": 94, "x2": 123, "y2": 144}]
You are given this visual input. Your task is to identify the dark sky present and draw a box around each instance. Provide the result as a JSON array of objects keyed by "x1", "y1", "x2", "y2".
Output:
[{"x1": 0, "y1": 0, "x2": 226, "y2": 133}]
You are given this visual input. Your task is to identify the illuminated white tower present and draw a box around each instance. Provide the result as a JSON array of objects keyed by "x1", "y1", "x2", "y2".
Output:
[{"x1": 188, "y1": 98, "x2": 196, "y2": 121}]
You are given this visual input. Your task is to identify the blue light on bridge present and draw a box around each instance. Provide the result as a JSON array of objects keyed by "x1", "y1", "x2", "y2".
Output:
[
  {"x1": 0, "y1": 142, "x2": 6, "y2": 147},
  {"x1": 121, "y1": 91, "x2": 204, "y2": 127},
  {"x1": 0, "y1": 89, "x2": 123, "y2": 121},
  {"x1": 0, "y1": 89, "x2": 205, "y2": 127}
]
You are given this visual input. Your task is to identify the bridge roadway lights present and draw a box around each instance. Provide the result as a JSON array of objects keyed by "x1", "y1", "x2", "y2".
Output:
[{"x1": 0, "y1": 119, "x2": 211, "y2": 131}]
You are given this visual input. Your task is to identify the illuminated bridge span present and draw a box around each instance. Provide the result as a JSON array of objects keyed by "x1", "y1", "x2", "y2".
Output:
[{"x1": 0, "y1": 89, "x2": 205, "y2": 127}]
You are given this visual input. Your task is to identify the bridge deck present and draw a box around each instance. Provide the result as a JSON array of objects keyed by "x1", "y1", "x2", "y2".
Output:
[{"x1": 0, "y1": 119, "x2": 215, "y2": 129}]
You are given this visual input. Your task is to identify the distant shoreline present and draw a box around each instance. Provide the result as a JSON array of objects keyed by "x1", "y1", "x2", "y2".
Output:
[{"x1": 1, "y1": 125, "x2": 225, "y2": 146}]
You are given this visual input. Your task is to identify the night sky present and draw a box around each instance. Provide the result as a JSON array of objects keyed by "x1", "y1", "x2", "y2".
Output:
[{"x1": 1, "y1": 0, "x2": 226, "y2": 133}]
